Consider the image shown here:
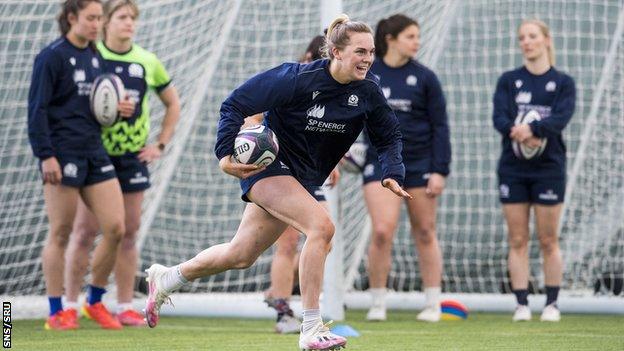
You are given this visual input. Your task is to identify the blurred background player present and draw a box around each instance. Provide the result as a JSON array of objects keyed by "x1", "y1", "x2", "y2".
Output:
[
  {"x1": 362, "y1": 14, "x2": 451, "y2": 322},
  {"x1": 143, "y1": 14, "x2": 411, "y2": 350},
  {"x1": 27, "y1": 0, "x2": 134, "y2": 330},
  {"x1": 493, "y1": 18, "x2": 575, "y2": 322},
  {"x1": 262, "y1": 33, "x2": 339, "y2": 335},
  {"x1": 64, "y1": 0, "x2": 180, "y2": 327}
]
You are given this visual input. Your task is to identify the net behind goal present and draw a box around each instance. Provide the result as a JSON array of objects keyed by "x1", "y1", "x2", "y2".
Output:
[{"x1": 0, "y1": 0, "x2": 622, "y2": 318}]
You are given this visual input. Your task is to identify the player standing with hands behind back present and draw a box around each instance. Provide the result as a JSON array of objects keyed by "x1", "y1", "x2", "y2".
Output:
[
  {"x1": 144, "y1": 14, "x2": 410, "y2": 350},
  {"x1": 27, "y1": 0, "x2": 134, "y2": 330},
  {"x1": 64, "y1": 0, "x2": 180, "y2": 328},
  {"x1": 363, "y1": 14, "x2": 451, "y2": 322},
  {"x1": 493, "y1": 19, "x2": 575, "y2": 322}
]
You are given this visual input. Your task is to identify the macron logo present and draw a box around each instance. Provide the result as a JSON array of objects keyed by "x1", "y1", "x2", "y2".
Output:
[
  {"x1": 307, "y1": 104, "x2": 325, "y2": 119},
  {"x1": 312, "y1": 91, "x2": 320, "y2": 100}
]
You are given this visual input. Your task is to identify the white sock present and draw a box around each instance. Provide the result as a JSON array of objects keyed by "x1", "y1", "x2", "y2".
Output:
[
  {"x1": 64, "y1": 300, "x2": 80, "y2": 310},
  {"x1": 117, "y1": 302, "x2": 134, "y2": 313},
  {"x1": 424, "y1": 287, "x2": 441, "y2": 307},
  {"x1": 369, "y1": 288, "x2": 386, "y2": 307},
  {"x1": 161, "y1": 265, "x2": 189, "y2": 293},
  {"x1": 301, "y1": 309, "x2": 321, "y2": 334}
]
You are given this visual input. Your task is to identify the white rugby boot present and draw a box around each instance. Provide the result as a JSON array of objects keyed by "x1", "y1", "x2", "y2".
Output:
[
  {"x1": 540, "y1": 304, "x2": 561, "y2": 322},
  {"x1": 417, "y1": 304, "x2": 441, "y2": 322},
  {"x1": 366, "y1": 303, "x2": 387, "y2": 321},
  {"x1": 276, "y1": 314, "x2": 301, "y2": 334},
  {"x1": 144, "y1": 264, "x2": 173, "y2": 328},
  {"x1": 512, "y1": 305, "x2": 532, "y2": 322},
  {"x1": 299, "y1": 321, "x2": 347, "y2": 350}
]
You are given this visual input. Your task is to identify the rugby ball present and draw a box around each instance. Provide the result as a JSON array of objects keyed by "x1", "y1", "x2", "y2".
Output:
[
  {"x1": 341, "y1": 141, "x2": 368, "y2": 173},
  {"x1": 233, "y1": 125, "x2": 279, "y2": 166},
  {"x1": 90, "y1": 73, "x2": 125, "y2": 127},
  {"x1": 512, "y1": 109, "x2": 547, "y2": 160}
]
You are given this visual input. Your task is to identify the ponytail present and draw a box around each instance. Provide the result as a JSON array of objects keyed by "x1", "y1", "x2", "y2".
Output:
[
  {"x1": 374, "y1": 14, "x2": 419, "y2": 59},
  {"x1": 322, "y1": 14, "x2": 372, "y2": 59}
]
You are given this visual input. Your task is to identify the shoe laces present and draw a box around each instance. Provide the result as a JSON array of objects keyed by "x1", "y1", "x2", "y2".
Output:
[
  {"x1": 316, "y1": 320, "x2": 335, "y2": 337},
  {"x1": 155, "y1": 292, "x2": 173, "y2": 311}
]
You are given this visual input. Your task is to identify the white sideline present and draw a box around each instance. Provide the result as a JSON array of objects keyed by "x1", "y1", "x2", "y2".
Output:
[{"x1": 5, "y1": 292, "x2": 622, "y2": 320}]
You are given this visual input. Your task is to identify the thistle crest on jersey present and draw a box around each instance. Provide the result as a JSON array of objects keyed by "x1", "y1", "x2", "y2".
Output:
[
  {"x1": 233, "y1": 125, "x2": 279, "y2": 166},
  {"x1": 512, "y1": 109, "x2": 547, "y2": 160}
]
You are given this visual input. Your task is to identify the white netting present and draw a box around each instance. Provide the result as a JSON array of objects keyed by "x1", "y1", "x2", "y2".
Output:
[
  {"x1": 1, "y1": 1, "x2": 623, "y2": 312},
  {"x1": 339, "y1": 0, "x2": 624, "y2": 295}
]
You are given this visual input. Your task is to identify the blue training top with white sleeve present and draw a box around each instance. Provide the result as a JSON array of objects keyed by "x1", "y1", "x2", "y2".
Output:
[
  {"x1": 215, "y1": 59, "x2": 405, "y2": 187},
  {"x1": 493, "y1": 66, "x2": 576, "y2": 179},
  {"x1": 28, "y1": 37, "x2": 105, "y2": 159},
  {"x1": 369, "y1": 59, "x2": 451, "y2": 175}
]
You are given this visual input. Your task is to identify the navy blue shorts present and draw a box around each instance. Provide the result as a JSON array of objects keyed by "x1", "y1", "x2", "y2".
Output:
[
  {"x1": 362, "y1": 150, "x2": 430, "y2": 188},
  {"x1": 110, "y1": 153, "x2": 150, "y2": 193},
  {"x1": 498, "y1": 175, "x2": 565, "y2": 205},
  {"x1": 239, "y1": 159, "x2": 325, "y2": 203},
  {"x1": 43, "y1": 153, "x2": 117, "y2": 188}
]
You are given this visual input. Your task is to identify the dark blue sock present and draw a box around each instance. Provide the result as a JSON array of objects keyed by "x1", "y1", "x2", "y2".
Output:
[
  {"x1": 48, "y1": 296, "x2": 63, "y2": 316},
  {"x1": 513, "y1": 289, "x2": 529, "y2": 306},
  {"x1": 87, "y1": 285, "x2": 106, "y2": 305},
  {"x1": 545, "y1": 285, "x2": 560, "y2": 306}
]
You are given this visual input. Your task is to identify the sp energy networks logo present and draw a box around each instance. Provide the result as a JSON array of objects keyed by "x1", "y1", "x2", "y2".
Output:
[{"x1": 306, "y1": 104, "x2": 325, "y2": 119}]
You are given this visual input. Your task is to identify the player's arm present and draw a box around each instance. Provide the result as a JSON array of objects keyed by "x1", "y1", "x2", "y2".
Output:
[
  {"x1": 492, "y1": 73, "x2": 514, "y2": 136},
  {"x1": 426, "y1": 71, "x2": 451, "y2": 176},
  {"x1": 27, "y1": 50, "x2": 61, "y2": 184},
  {"x1": 215, "y1": 63, "x2": 298, "y2": 178},
  {"x1": 366, "y1": 86, "x2": 410, "y2": 198},
  {"x1": 138, "y1": 56, "x2": 180, "y2": 162},
  {"x1": 138, "y1": 84, "x2": 181, "y2": 163},
  {"x1": 529, "y1": 75, "x2": 576, "y2": 138},
  {"x1": 425, "y1": 71, "x2": 451, "y2": 197}
]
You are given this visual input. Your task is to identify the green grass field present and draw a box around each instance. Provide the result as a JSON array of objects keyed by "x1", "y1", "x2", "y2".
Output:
[{"x1": 12, "y1": 310, "x2": 624, "y2": 350}]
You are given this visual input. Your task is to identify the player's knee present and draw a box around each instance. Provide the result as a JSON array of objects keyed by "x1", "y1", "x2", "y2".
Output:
[
  {"x1": 72, "y1": 226, "x2": 98, "y2": 249},
  {"x1": 371, "y1": 231, "x2": 391, "y2": 249},
  {"x1": 276, "y1": 235, "x2": 299, "y2": 256},
  {"x1": 125, "y1": 218, "x2": 141, "y2": 240},
  {"x1": 119, "y1": 231, "x2": 137, "y2": 251},
  {"x1": 232, "y1": 253, "x2": 258, "y2": 269},
  {"x1": 539, "y1": 235, "x2": 559, "y2": 254},
  {"x1": 49, "y1": 223, "x2": 73, "y2": 247},
  {"x1": 413, "y1": 226, "x2": 436, "y2": 246},
  {"x1": 508, "y1": 235, "x2": 528, "y2": 251},
  {"x1": 103, "y1": 219, "x2": 125, "y2": 242},
  {"x1": 371, "y1": 224, "x2": 395, "y2": 248},
  {"x1": 313, "y1": 217, "x2": 335, "y2": 244}
]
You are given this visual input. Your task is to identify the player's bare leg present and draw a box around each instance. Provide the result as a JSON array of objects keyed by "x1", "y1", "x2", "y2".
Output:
[
  {"x1": 42, "y1": 184, "x2": 80, "y2": 330},
  {"x1": 363, "y1": 182, "x2": 401, "y2": 321},
  {"x1": 406, "y1": 187, "x2": 442, "y2": 322},
  {"x1": 535, "y1": 204, "x2": 563, "y2": 322},
  {"x1": 266, "y1": 225, "x2": 301, "y2": 333},
  {"x1": 503, "y1": 203, "x2": 532, "y2": 321},
  {"x1": 80, "y1": 179, "x2": 125, "y2": 329}
]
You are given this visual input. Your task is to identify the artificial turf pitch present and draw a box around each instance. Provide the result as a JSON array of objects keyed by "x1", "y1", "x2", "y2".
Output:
[{"x1": 12, "y1": 310, "x2": 624, "y2": 350}]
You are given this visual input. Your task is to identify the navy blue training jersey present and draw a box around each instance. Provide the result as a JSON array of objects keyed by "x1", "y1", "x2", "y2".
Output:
[
  {"x1": 370, "y1": 59, "x2": 451, "y2": 175},
  {"x1": 28, "y1": 37, "x2": 105, "y2": 159},
  {"x1": 493, "y1": 66, "x2": 576, "y2": 178},
  {"x1": 215, "y1": 59, "x2": 405, "y2": 186}
]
